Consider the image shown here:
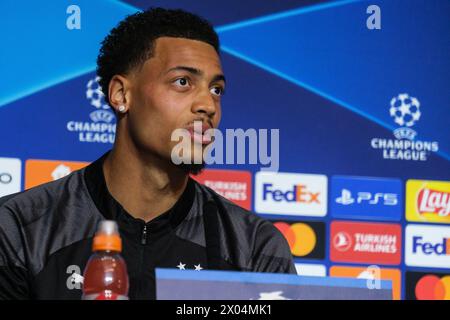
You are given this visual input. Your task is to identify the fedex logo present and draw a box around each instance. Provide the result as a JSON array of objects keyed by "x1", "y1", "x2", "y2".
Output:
[
  {"x1": 412, "y1": 237, "x2": 449, "y2": 256},
  {"x1": 406, "y1": 225, "x2": 450, "y2": 268},
  {"x1": 255, "y1": 172, "x2": 327, "y2": 217},
  {"x1": 331, "y1": 176, "x2": 402, "y2": 221},
  {"x1": 263, "y1": 184, "x2": 320, "y2": 203}
]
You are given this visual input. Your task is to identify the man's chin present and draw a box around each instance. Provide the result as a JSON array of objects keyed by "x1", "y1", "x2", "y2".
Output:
[{"x1": 177, "y1": 162, "x2": 206, "y2": 175}]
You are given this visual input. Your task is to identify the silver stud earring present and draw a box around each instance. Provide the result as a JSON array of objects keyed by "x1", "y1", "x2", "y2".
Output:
[{"x1": 118, "y1": 105, "x2": 126, "y2": 113}]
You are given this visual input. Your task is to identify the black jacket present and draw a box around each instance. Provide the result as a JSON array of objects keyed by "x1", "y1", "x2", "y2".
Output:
[{"x1": 0, "y1": 153, "x2": 295, "y2": 300}]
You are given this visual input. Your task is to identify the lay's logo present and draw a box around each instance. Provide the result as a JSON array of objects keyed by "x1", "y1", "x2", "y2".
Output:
[
  {"x1": 255, "y1": 172, "x2": 327, "y2": 217},
  {"x1": 417, "y1": 188, "x2": 450, "y2": 216},
  {"x1": 406, "y1": 180, "x2": 450, "y2": 224}
]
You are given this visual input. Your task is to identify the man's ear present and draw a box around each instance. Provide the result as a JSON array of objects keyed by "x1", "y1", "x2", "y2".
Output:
[{"x1": 108, "y1": 75, "x2": 131, "y2": 113}]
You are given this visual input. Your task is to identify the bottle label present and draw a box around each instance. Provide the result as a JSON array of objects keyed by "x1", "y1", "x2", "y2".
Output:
[{"x1": 82, "y1": 291, "x2": 129, "y2": 300}]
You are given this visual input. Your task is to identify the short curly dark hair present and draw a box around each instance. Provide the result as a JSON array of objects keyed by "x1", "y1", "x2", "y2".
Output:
[{"x1": 96, "y1": 7, "x2": 220, "y2": 104}]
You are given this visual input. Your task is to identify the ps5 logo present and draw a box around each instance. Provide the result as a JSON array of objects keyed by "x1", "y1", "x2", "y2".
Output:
[{"x1": 336, "y1": 189, "x2": 398, "y2": 206}]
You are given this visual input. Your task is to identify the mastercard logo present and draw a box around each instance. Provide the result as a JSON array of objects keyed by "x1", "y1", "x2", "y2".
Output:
[
  {"x1": 274, "y1": 222, "x2": 318, "y2": 257},
  {"x1": 415, "y1": 275, "x2": 450, "y2": 300}
]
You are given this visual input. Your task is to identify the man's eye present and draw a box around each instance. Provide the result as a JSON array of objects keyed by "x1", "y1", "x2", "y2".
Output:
[
  {"x1": 210, "y1": 86, "x2": 224, "y2": 96},
  {"x1": 174, "y1": 78, "x2": 189, "y2": 87}
]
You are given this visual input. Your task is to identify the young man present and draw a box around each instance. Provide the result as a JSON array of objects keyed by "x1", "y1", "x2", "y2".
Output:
[{"x1": 0, "y1": 8, "x2": 295, "y2": 300}]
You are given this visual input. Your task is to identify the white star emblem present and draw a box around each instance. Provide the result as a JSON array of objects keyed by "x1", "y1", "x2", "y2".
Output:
[
  {"x1": 194, "y1": 264, "x2": 203, "y2": 271},
  {"x1": 177, "y1": 262, "x2": 186, "y2": 270}
]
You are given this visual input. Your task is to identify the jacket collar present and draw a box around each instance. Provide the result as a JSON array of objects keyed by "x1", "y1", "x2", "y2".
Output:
[{"x1": 83, "y1": 151, "x2": 196, "y2": 237}]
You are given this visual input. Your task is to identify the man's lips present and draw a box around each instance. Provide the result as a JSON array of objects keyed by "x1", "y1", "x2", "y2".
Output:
[{"x1": 185, "y1": 123, "x2": 213, "y2": 145}]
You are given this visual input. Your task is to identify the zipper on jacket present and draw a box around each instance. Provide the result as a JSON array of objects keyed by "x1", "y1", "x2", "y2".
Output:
[{"x1": 141, "y1": 224, "x2": 148, "y2": 245}]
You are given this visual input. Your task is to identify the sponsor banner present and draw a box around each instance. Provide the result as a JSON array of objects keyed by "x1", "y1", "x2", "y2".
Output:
[
  {"x1": 191, "y1": 169, "x2": 252, "y2": 210},
  {"x1": 0, "y1": 157, "x2": 22, "y2": 197},
  {"x1": 405, "y1": 271, "x2": 450, "y2": 300},
  {"x1": 331, "y1": 175, "x2": 402, "y2": 221},
  {"x1": 330, "y1": 265, "x2": 401, "y2": 300},
  {"x1": 255, "y1": 172, "x2": 327, "y2": 217},
  {"x1": 294, "y1": 263, "x2": 326, "y2": 277},
  {"x1": 406, "y1": 179, "x2": 450, "y2": 224},
  {"x1": 405, "y1": 224, "x2": 450, "y2": 269},
  {"x1": 330, "y1": 221, "x2": 402, "y2": 265},
  {"x1": 272, "y1": 220, "x2": 325, "y2": 259},
  {"x1": 25, "y1": 159, "x2": 89, "y2": 189}
]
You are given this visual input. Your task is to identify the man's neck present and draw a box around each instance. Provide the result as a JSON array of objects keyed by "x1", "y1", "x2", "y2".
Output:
[{"x1": 102, "y1": 146, "x2": 189, "y2": 223}]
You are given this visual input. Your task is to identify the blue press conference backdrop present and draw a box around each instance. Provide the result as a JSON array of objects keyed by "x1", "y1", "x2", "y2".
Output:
[{"x1": 1, "y1": 0, "x2": 449, "y2": 300}]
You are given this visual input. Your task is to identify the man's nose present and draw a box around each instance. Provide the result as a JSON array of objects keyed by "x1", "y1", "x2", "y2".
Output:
[{"x1": 191, "y1": 90, "x2": 217, "y2": 118}]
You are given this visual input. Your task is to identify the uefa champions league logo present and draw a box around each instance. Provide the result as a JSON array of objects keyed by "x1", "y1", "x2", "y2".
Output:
[
  {"x1": 389, "y1": 93, "x2": 421, "y2": 140},
  {"x1": 369, "y1": 93, "x2": 439, "y2": 161},
  {"x1": 86, "y1": 76, "x2": 109, "y2": 110},
  {"x1": 86, "y1": 76, "x2": 115, "y2": 123},
  {"x1": 65, "y1": 76, "x2": 116, "y2": 144}
]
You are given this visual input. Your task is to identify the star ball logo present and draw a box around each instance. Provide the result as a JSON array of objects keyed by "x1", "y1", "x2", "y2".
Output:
[
  {"x1": 272, "y1": 220, "x2": 325, "y2": 259},
  {"x1": 406, "y1": 271, "x2": 450, "y2": 300},
  {"x1": 66, "y1": 76, "x2": 116, "y2": 144},
  {"x1": 370, "y1": 93, "x2": 439, "y2": 161},
  {"x1": 389, "y1": 93, "x2": 421, "y2": 132}
]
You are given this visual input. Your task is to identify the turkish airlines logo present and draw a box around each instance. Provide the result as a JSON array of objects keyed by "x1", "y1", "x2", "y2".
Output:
[
  {"x1": 255, "y1": 172, "x2": 327, "y2": 217},
  {"x1": 191, "y1": 169, "x2": 251, "y2": 210},
  {"x1": 333, "y1": 232, "x2": 352, "y2": 252},
  {"x1": 330, "y1": 221, "x2": 401, "y2": 265}
]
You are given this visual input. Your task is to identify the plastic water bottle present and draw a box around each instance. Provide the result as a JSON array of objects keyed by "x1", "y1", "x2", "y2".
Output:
[{"x1": 82, "y1": 220, "x2": 129, "y2": 300}]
